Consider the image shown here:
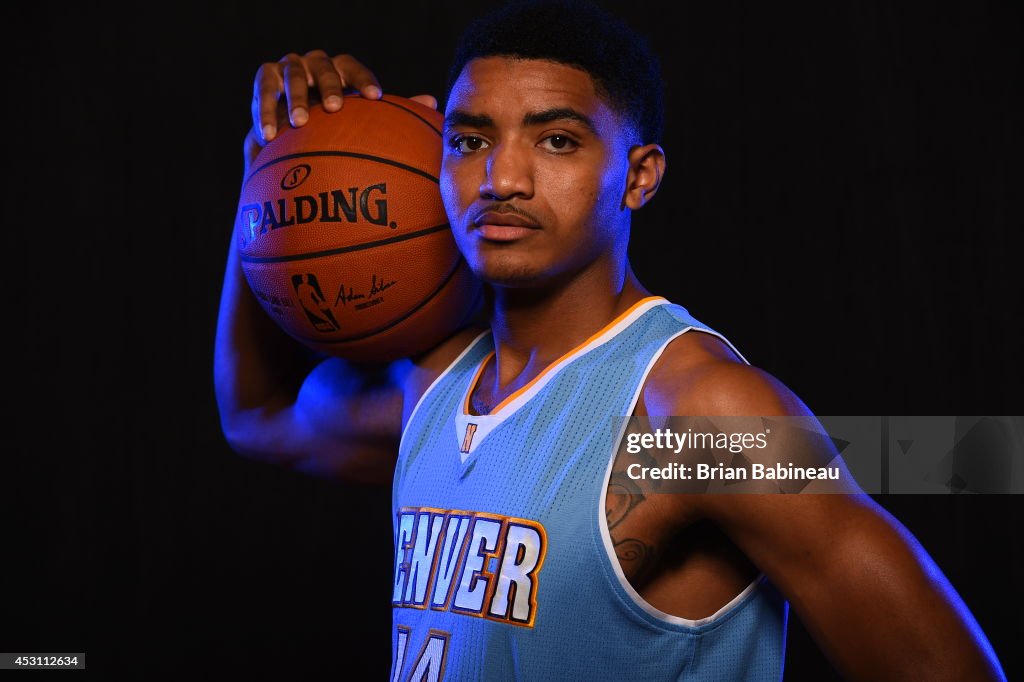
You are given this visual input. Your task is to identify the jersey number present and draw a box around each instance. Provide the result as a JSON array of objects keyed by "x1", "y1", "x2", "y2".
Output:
[{"x1": 392, "y1": 626, "x2": 450, "y2": 682}]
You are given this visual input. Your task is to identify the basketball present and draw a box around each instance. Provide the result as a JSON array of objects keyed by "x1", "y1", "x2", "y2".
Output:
[{"x1": 234, "y1": 94, "x2": 482, "y2": 362}]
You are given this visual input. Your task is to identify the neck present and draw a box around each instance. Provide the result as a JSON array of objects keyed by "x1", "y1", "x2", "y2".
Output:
[{"x1": 485, "y1": 256, "x2": 651, "y2": 391}]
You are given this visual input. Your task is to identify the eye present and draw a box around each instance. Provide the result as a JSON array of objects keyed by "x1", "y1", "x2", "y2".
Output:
[
  {"x1": 449, "y1": 135, "x2": 490, "y2": 154},
  {"x1": 539, "y1": 134, "x2": 578, "y2": 153}
]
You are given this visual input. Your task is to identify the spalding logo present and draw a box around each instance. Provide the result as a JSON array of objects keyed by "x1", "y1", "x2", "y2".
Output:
[{"x1": 281, "y1": 164, "x2": 312, "y2": 190}]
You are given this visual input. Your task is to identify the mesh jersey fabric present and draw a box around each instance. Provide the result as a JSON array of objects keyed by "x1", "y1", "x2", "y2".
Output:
[{"x1": 391, "y1": 297, "x2": 787, "y2": 681}]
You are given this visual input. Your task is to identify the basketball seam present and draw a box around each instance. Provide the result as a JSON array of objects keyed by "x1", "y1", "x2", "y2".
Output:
[
  {"x1": 378, "y1": 98, "x2": 443, "y2": 137},
  {"x1": 243, "y1": 150, "x2": 439, "y2": 189},
  {"x1": 240, "y1": 223, "x2": 450, "y2": 263},
  {"x1": 289, "y1": 255, "x2": 468, "y2": 345}
]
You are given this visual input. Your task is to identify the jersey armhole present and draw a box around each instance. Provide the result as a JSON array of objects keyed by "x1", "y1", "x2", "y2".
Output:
[{"x1": 595, "y1": 326, "x2": 766, "y2": 631}]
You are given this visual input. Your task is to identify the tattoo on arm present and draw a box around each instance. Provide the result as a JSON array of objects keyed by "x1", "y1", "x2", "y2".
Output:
[
  {"x1": 607, "y1": 471, "x2": 646, "y2": 530},
  {"x1": 607, "y1": 471, "x2": 655, "y2": 581},
  {"x1": 613, "y1": 538, "x2": 652, "y2": 567}
]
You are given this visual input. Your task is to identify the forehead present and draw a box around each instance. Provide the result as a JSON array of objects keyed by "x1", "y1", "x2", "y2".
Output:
[{"x1": 446, "y1": 56, "x2": 613, "y2": 123}]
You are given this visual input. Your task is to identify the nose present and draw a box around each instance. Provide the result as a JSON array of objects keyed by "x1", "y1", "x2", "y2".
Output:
[{"x1": 479, "y1": 141, "x2": 534, "y2": 201}]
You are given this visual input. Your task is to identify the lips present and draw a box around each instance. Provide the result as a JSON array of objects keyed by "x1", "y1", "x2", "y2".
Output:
[
  {"x1": 473, "y1": 211, "x2": 540, "y2": 229},
  {"x1": 471, "y1": 209, "x2": 541, "y2": 242}
]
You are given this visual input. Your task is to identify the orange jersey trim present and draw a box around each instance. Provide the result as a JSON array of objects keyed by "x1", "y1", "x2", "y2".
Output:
[{"x1": 464, "y1": 296, "x2": 666, "y2": 416}]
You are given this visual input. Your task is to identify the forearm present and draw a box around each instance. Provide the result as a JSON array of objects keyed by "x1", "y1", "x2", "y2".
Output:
[
  {"x1": 775, "y1": 497, "x2": 1005, "y2": 681},
  {"x1": 214, "y1": 235, "x2": 316, "y2": 442}
]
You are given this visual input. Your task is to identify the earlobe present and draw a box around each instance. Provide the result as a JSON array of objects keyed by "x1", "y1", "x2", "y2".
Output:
[{"x1": 622, "y1": 144, "x2": 666, "y2": 210}]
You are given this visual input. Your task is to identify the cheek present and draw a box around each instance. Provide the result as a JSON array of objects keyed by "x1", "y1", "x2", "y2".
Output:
[
  {"x1": 598, "y1": 153, "x2": 630, "y2": 206},
  {"x1": 440, "y1": 159, "x2": 480, "y2": 230},
  {"x1": 540, "y1": 162, "x2": 602, "y2": 214},
  {"x1": 440, "y1": 170, "x2": 459, "y2": 222},
  {"x1": 561, "y1": 157, "x2": 629, "y2": 229},
  {"x1": 439, "y1": 155, "x2": 458, "y2": 209}
]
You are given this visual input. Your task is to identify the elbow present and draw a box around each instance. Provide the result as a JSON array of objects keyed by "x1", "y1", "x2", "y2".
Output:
[
  {"x1": 217, "y1": 408, "x2": 299, "y2": 468},
  {"x1": 219, "y1": 417, "x2": 258, "y2": 459},
  {"x1": 217, "y1": 403, "x2": 249, "y2": 455},
  {"x1": 219, "y1": 414, "x2": 265, "y2": 461}
]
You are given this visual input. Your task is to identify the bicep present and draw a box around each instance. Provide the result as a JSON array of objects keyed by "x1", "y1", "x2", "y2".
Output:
[
  {"x1": 296, "y1": 357, "x2": 405, "y2": 444},
  {"x1": 279, "y1": 325, "x2": 487, "y2": 481},
  {"x1": 227, "y1": 357, "x2": 404, "y2": 484},
  {"x1": 227, "y1": 326, "x2": 486, "y2": 484},
  {"x1": 291, "y1": 357, "x2": 405, "y2": 482}
]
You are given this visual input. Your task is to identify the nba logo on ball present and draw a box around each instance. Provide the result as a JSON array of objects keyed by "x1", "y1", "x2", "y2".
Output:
[{"x1": 234, "y1": 95, "x2": 482, "y2": 362}]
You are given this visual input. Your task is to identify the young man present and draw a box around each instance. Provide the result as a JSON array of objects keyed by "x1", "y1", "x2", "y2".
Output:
[{"x1": 216, "y1": 1, "x2": 1005, "y2": 679}]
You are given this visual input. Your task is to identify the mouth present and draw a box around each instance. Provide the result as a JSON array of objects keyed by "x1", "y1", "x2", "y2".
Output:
[{"x1": 472, "y1": 210, "x2": 541, "y2": 242}]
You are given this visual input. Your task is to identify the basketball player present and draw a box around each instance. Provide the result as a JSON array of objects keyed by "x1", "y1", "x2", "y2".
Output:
[{"x1": 216, "y1": 1, "x2": 1006, "y2": 679}]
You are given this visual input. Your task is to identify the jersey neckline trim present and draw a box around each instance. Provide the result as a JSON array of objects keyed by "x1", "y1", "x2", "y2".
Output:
[{"x1": 461, "y1": 296, "x2": 670, "y2": 419}]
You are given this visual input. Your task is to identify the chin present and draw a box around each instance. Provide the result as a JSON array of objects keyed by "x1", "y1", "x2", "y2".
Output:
[{"x1": 470, "y1": 255, "x2": 549, "y2": 288}]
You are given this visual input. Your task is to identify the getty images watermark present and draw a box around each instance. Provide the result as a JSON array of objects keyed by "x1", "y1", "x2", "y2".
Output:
[{"x1": 611, "y1": 416, "x2": 1024, "y2": 494}]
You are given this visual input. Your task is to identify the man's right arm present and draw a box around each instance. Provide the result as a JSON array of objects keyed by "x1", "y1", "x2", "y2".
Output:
[
  {"x1": 214, "y1": 234, "x2": 407, "y2": 484},
  {"x1": 214, "y1": 50, "x2": 465, "y2": 484}
]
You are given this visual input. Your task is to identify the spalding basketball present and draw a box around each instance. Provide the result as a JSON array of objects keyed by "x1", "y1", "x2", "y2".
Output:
[{"x1": 234, "y1": 95, "x2": 481, "y2": 362}]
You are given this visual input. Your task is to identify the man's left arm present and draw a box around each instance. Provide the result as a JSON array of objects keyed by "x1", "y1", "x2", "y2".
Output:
[{"x1": 676, "y1": 362, "x2": 1006, "y2": 681}]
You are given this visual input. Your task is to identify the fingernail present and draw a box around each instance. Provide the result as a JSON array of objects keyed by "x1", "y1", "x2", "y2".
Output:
[
  {"x1": 292, "y1": 107, "x2": 308, "y2": 125},
  {"x1": 365, "y1": 86, "x2": 381, "y2": 99},
  {"x1": 261, "y1": 124, "x2": 276, "y2": 141},
  {"x1": 324, "y1": 95, "x2": 342, "y2": 110}
]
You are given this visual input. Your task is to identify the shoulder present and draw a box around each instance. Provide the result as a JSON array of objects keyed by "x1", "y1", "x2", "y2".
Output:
[
  {"x1": 399, "y1": 325, "x2": 489, "y2": 428},
  {"x1": 640, "y1": 328, "x2": 813, "y2": 418},
  {"x1": 638, "y1": 328, "x2": 863, "y2": 506},
  {"x1": 414, "y1": 324, "x2": 489, "y2": 374}
]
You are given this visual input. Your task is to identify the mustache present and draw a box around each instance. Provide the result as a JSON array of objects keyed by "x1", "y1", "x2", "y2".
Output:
[{"x1": 471, "y1": 203, "x2": 542, "y2": 226}]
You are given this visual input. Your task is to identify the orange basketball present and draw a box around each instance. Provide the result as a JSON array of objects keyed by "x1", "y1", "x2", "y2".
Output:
[{"x1": 234, "y1": 95, "x2": 482, "y2": 362}]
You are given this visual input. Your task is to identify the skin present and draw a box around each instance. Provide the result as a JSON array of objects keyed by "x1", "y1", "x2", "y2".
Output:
[
  {"x1": 439, "y1": 57, "x2": 664, "y2": 404},
  {"x1": 217, "y1": 52, "x2": 1006, "y2": 681}
]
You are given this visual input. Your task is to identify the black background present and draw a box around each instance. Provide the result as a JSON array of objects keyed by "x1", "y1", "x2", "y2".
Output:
[{"x1": 6, "y1": 1, "x2": 1021, "y2": 678}]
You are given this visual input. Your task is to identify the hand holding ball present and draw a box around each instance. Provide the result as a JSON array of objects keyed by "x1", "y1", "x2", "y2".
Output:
[{"x1": 234, "y1": 95, "x2": 481, "y2": 362}]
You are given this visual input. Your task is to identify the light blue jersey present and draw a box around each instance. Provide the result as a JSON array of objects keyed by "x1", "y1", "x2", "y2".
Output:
[{"x1": 392, "y1": 297, "x2": 787, "y2": 681}]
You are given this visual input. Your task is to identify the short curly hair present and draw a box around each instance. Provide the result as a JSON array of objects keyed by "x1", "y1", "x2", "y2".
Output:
[{"x1": 446, "y1": 0, "x2": 664, "y2": 144}]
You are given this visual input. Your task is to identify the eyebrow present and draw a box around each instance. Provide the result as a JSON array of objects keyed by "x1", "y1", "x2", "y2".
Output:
[
  {"x1": 444, "y1": 107, "x2": 599, "y2": 136},
  {"x1": 522, "y1": 108, "x2": 598, "y2": 135},
  {"x1": 444, "y1": 111, "x2": 495, "y2": 131}
]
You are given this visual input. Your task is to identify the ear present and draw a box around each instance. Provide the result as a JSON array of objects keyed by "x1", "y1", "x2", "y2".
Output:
[{"x1": 622, "y1": 144, "x2": 666, "y2": 210}]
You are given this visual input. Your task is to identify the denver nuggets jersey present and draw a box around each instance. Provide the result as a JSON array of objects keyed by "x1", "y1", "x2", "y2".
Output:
[{"x1": 392, "y1": 297, "x2": 788, "y2": 681}]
